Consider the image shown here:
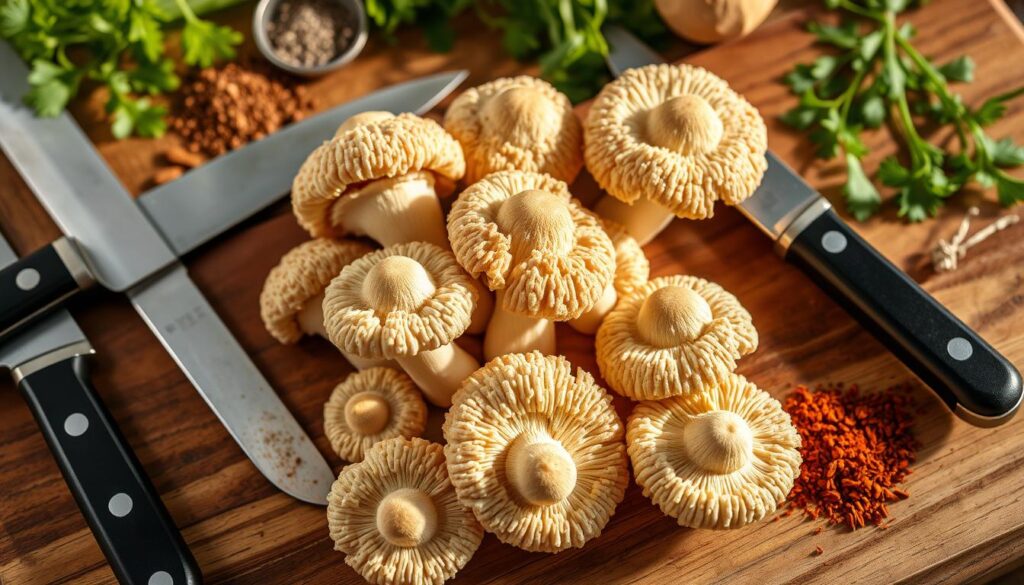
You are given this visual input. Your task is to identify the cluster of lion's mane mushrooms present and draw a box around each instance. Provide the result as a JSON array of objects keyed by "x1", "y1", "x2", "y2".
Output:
[{"x1": 259, "y1": 65, "x2": 802, "y2": 585}]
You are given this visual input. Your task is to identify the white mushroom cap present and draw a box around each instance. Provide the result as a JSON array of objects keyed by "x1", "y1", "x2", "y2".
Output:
[
  {"x1": 323, "y1": 242, "x2": 476, "y2": 360},
  {"x1": 585, "y1": 64, "x2": 767, "y2": 219},
  {"x1": 323, "y1": 368, "x2": 428, "y2": 462},
  {"x1": 443, "y1": 352, "x2": 628, "y2": 553},
  {"x1": 447, "y1": 170, "x2": 615, "y2": 320},
  {"x1": 444, "y1": 76, "x2": 583, "y2": 184},
  {"x1": 597, "y1": 274, "x2": 757, "y2": 401},
  {"x1": 627, "y1": 374, "x2": 802, "y2": 529},
  {"x1": 259, "y1": 238, "x2": 375, "y2": 344},
  {"x1": 327, "y1": 437, "x2": 484, "y2": 585}
]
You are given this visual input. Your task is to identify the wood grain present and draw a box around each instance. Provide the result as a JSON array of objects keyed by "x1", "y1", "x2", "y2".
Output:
[{"x1": 2, "y1": 0, "x2": 1024, "y2": 583}]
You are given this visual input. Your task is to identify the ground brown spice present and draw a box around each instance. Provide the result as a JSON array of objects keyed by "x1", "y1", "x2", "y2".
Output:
[{"x1": 784, "y1": 384, "x2": 918, "y2": 530}]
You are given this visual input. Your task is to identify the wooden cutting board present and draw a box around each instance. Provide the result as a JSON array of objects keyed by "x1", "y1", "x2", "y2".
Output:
[{"x1": 2, "y1": 0, "x2": 1024, "y2": 583}]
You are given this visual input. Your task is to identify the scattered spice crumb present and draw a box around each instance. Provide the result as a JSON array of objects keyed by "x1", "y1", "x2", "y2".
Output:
[
  {"x1": 153, "y1": 166, "x2": 184, "y2": 185},
  {"x1": 784, "y1": 383, "x2": 918, "y2": 530},
  {"x1": 814, "y1": 546, "x2": 824, "y2": 556},
  {"x1": 814, "y1": 526, "x2": 824, "y2": 535},
  {"x1": 165, "y1": 146, "x2": 206, "y2": 169},
  {"x1": 170, "y1": 62, "x2": 315, "y2": 157}
]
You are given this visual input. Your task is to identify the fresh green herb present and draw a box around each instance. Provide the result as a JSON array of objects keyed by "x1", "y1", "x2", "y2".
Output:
[
  {"x1": 1, "y1": 0, "x2": 243, "y2": 138},
  {"x1": 781, "y1": 0, "x2": 1024, "y2": 221},
  {"x1": 363, "y1": 0, "x2": 666, "y2": 102}
]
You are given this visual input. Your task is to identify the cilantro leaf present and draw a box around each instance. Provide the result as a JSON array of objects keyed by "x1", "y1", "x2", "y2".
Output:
[
  {"x1": 128, "y1": 9, "x2": 164, "y2": 64},
  {"x1": 0, "y1": 0, "x2": 29, "y2": 38},
  {"x1": 181, "y1": 18, "x2": 242, "y2": 68},
  {"x1": 989, "y1": 137, "x2": 1024, "y2": 168},
  {"x1": 807, "y1": 20, "x2": 859, "y2": 49},
  {"x1": 111, "y1": 96, "x2": 167, "y2": 139},
  {"x1": 24, "y1": 60, "x2": 79, "y2": 117},
  {"x1": 784, "y1": 64, "x2": 817, "y2": 94},
  {"x1": 996, "y1": 173, "x2": 1024, "y2": 206},
  {"x1": 844, "y1": 153, "x2": 881, "y2": 220},
  {"x1": 938, "y1": 56, "x2": 974, "y2": 83},
  {"x1": 780, "y1": 105, "x2": 821, "y2": 130},
  {"x1": 130, "y1": 58, "x2": 179, "y2": 94}
]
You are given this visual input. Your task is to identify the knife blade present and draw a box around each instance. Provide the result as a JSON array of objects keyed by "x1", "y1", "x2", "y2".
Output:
[
  {"x1": 0, "y1": 235, "x2": 201, "y2": 585},
  {"x1": 0, "y1": 37, "x2": 467, "y2": 336},
  {"x1": 0, "y1": 41, "x2": 336, "y2": 503},
  {"x1": 602, "y1": 26, "x2": 1023, "y2": 426}
]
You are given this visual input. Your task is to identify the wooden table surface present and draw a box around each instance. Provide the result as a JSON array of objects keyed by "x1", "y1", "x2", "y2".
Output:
[{"x1": 2, "y1": 0, "x2": 1024, "y2": 583}]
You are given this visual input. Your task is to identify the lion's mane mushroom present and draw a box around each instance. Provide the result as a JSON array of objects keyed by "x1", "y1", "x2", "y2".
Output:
[
  {"x1": 584, "y1": 64, "x2": 768, "y2": 245},
  {"x1": 324, "y1": 367, "x2": 428, "y2": 462},
  {"x1": 627, "y1": 373, "x2": 802, "y2": 529},
  {"x1": 568, "y1": 218, "x2": 650, "y2": 334},
  {"x1": 443, "y1": 352, "x2": 628, "y2": 553},
  {"x1": 596, "y1": 275, "x2": 757, "y2": 401},
  {"x1": 444, "y1": 76, "x2": 583, "y2": 184},
  {"x1": 259, "y1": 238, "x2": 389, "y2": 370},
  {"x1": 293, "y1": 111, "x2": 493, "y2": 334},
  {"x1": 447, "y1": 170, "x2": 615, "y2": 359},
  {"x1": 323, "y1": 242, "x2": 479, "y2": 407},
  {"x1": 327, "y1": 437, "x2": 484, "y2": 585}
]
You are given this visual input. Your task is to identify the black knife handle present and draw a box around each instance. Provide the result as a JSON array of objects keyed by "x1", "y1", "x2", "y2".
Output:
[
  {"x1": 0, "y1": 238, "x2": 90, "y2": 342},
  {"x1": 786, "y1": 207, "x2": 1022, "y2": 426},
  {"x1": 17, "y1": 353, "x2": 202, "y2": 585}
]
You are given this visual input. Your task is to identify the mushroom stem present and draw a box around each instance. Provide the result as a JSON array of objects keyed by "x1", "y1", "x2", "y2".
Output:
[
  {"x1": 396, "y1": 343, "x2": 479, "y2": 408},
  {"x1": 505, "y1": 431, "x2": 577, "y2": 506},
  {"x1": 593, "y1": 195, "x2": 675, "y2": 246},
  {"x1": 376, "y1": 487, "x2": 438, "y2": 547},
  {"x1": 299, "y1": 292, "x2": 390, "y2": 370},
  {"x1": 568, "y1": 281, "x2": 618, "y2": 335},
  {"x1": 483, "y1": 290, "x2": 556, "y2": 360},
  {"x1": 334, "y1": 173, "x2": 450, "y2": 248}
]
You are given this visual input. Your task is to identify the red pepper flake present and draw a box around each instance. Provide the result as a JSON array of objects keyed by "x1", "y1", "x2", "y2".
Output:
[
  {"x1": 814, "y1": 526, "x2": 824, "y2": 535},
  {"x1": 814, "y1": 546, "x2": 824, "y2": 556},
  {"x1": 784, "y1": 384, "x2": 918, "y2": 530}
]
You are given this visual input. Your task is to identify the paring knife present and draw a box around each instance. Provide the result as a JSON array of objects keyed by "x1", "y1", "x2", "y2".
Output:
[
  {"x1": 0, "y1": 232, "x2": 201, "y2": 585},
  {"x1": 602, "y1": 26, "x2": 1023, "y2": 427},
  {"x1": 0, "y1": 38, "x2": 463, "y2": 503}
]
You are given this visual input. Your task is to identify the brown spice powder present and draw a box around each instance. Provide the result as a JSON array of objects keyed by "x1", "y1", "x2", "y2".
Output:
[{"x1": 784, "y1": 383, "x2": 918, "y2": 530}]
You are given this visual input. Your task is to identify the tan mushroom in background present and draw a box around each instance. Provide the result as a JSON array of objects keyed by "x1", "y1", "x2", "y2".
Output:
[
  {"x1": 447, "y1": 170, "x2": 615, "y2": 359},
  {"x1": 627, "y1": 373, "x2": 801, "y2": 529},
  {"x1": 259, "y1": 238, "x2": 389, "y2": 370},
  {"x1": 596, "y1": 274, "x2": 757, "y2": 401},
  {"x1": 291, "y1": 111, "x2": 493, "y2": 334},
  {"x1": 444, "y1": 76, "x2": 583, "y2": 184},
  {"x1": 327, "y1": 437, "x2": 484, "y2": 585},
  {"x1": 568, "y1": 218, "x2": 650, "y2": 334},
  {"x1": 323, "y1": 242, "x2": 478, "y2": 407},
  {"x1": 323, "y1": 367, "x2": 427, "y2": 463},
  {"x1": 585, "y1": 64, "x2": 768, "y2": 245},
  {"x1": 444, "y1": 352, "x2": 628, "y2": 553}
]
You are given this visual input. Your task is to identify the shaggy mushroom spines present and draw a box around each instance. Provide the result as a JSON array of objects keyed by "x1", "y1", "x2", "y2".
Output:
[
  {"x1": 496, "y1": 189, "x2": 577, "y2": 260},
  {"x1": 646, "y1": 95, "x2": 724, "y2": 155},
  {"x1": 376, "y1": 488, "x2": 439, "y2": 547},
  {"x1": 362, "y1": 255, "x2": 438, "y2": 313},
  {"x1": 636, "y1": 285, "x2": 714, "y2": 346},
  {"x1": 505, "y1": 430, "x2": 578, "y2": 506},
  {"x1": 682, "y1": 410, "x2": 754, "y2": 474},
  {"x1": 335, "y1": 110, "x2": 395, "y2": 137}
]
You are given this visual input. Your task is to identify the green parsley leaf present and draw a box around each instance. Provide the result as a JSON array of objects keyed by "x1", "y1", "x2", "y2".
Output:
[
  {"x1": 996, "y1": 173, "x2": 1024, "y2": 205},
  {"x1": 989, "y1": 137, "x2": 1024, "y2": 167},
  {"x1": 807, "y1": 20, "x2": 859, "y2": 49},
  {"x1": 784, "y1": 64, "x2": 817, "y2": 94},
  {"x1": 24, "y1": 60, "x2": 79, "y2": 117},
  {"x1": 780, "y1": 105, "x2": 821, "y2": 130},
  {"x1": 844, "y1": 153, "x2": 881, "y2": 220},
  {"x1": 938, "y1": 56, "x2": 974, "y2": 83},
  {"x1": 0, "y1": 0, "x2": 29, "y2": 38},
  {"x1": 181, "y1": 18, "x2": 242, "y2": 68}
]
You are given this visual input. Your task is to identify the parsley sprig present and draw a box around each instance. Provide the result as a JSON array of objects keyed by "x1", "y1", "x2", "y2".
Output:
[
  {"x1": 782, "y1": 0, "x2": 1024, "y2": 221},
  {"x1": 1, "y1": 0, "x2": 242, "y2": 138}
]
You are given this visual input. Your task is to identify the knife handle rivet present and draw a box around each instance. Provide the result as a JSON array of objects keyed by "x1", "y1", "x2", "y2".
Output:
[
  {"x1": 821, "y1": 231, "x2": 848, "y2": 254},
  {"x1": 15, "y1": 268, "x2": 40, "y2": 291},
  {"x1": 148, "y1": 570, "x2": 174, "y2": 585},
  {"x1": 947, "y1": 337, "x2": 974, "y2": 361},
  {"x1": 108, "y1": 492, "x2": 133, "y2": 518},
  {"x1": 63, "y1": 413, "x2": 89, "y2": 437}
]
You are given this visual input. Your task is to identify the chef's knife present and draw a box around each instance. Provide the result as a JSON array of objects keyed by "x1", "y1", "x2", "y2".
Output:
[
  {"x1": 602, "y1": 26, "x2": 1023, "y2": 426},
  {"x1": 0, "y1": 44, "x2": 340, "y2": 504},
  {"x1": 0, "y1": 233, "x2": 201, "y2": 585}
]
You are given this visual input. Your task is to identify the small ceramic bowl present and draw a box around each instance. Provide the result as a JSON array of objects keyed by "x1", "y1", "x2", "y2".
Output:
[{"x1": 253, "y1": 0, "x2": 368, "y2": 77}]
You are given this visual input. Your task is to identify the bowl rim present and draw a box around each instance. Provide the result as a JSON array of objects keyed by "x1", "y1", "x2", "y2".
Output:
[{"x1": 252, "y1": 0, "x2": 368, "y2": 77}]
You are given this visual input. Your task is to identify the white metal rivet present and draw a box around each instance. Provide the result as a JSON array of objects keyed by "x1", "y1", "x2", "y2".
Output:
[
  {"x1": 16, "y1": 268, "x2": 40, "y2": 291},
  {"x1": 149, "y1": 571, "x2": 174, "y2": 585},
  {"x1": 63, "y1": 413, "x2": 89, "y2": 437},
  {"x1": 821, "y1": 230, "x2": 848, "y2": 254},
  {"x1": 947, "y1": 337, "x2": 973, "y2": 361},
  {"x1": 108, "y1": 493, "x2": 133, "y2": 518}
]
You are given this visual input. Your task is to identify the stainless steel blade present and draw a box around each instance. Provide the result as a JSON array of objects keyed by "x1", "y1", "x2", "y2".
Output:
[
  {"x1": 128, "y1": 265, "x2": 334, "y2": 505},
  {"x1": 138, "y1": 70, "x2": 469, "y2": 256},
  {"x1": 0, "y1": 234, "x2": 90, "y2": 372},
  {"x1": 602, "y1": 26, "x2": 822, "y2": 240},
  {"x1": 0, "y1": 42, "x2": 176, "y2": 292}
]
